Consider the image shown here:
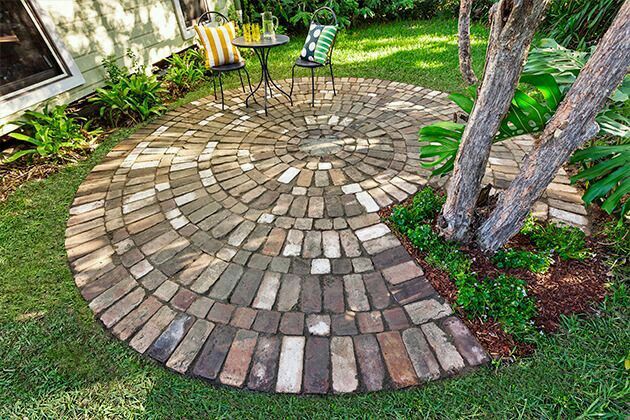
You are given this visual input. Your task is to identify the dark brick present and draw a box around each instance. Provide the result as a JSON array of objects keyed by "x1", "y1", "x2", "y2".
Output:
[
  {"x1": 322, "y1": 276, "x2": 345, "y2": 313},
  {"x1": 191, "y1": 324, "x2": 237, "y2": 380},
  {"x1": 171, "y1": 288, "x2": 197, "y2": 311},
  {"x1": 279, "y1": 312, "x2": 304, "y2": 335},
  {"x1": 390, "y1": 277, "x2": 436, "y2": 305},
  {"x1": 383, "y1": 307, "x2": 410, "y2": 330},
  {"x1": 230, "y1": 268, "x2": 264, "y2": 306},
  {"x1": 371, "y1": 246, "x2": 411, "y2": 270},
  {"x1": 252, "y1": 310, "x2": 281, "y2": 333},
  {"x1": 247, "y1": 335, "x2": 281, "y2": 391},
  {"x1": 147, "y1": 313, "x2": 194, "y2": 362},
  {"x1": 300, "y1": 276, "x2": 322, "y2": 313},
  {"x1": 354, "y1": 334, "x2": 385, "y2": 391},
  {"x1": 363, "y1": 272, "x2": 392, "y2": 309},
  {"x1": 206, "y1": 302, "x2": 235, "y2": 324},
  {"x1": 331, "y1": 313, "x2": 358, "y2": 335},
  {"x1": 303, "y1": 337, "x2": 330, "y2": 394}
]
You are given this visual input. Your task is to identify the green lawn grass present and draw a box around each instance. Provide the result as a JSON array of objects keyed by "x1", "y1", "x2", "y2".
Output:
[{"x1": 1, "y1": 19, "x2": 628, "y2": 418}]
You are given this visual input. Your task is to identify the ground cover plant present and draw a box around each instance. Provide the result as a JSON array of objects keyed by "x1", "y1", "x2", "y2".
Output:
[{"x1": 383, "y1": 187, "x2": 611, "y2": 350}]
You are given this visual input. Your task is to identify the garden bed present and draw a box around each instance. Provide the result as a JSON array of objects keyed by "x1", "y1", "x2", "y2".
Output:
[{"x1": 379, "y1": 188, "x2": 611, "y2": 359}]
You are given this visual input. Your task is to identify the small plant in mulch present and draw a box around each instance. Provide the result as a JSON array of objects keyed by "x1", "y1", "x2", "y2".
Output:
[
  {"x1": 0, "y1": 104, "x2": 104, "y2": 201},
  {"x1": 381, "y1": 186, "x2": 610, "y2": 359}
]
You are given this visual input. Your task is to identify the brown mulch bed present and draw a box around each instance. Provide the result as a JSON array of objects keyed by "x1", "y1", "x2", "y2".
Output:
[
  {"x1": 0, "y1": 159, "x2": 67, "y2": 202},
  {"x1": 379, "y1": 199, "x2": 611, "y2": 360}
]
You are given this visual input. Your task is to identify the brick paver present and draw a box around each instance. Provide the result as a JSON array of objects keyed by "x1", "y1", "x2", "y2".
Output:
[{"x1": 65, "y1": 78, "x2": 588, "y2": 394}]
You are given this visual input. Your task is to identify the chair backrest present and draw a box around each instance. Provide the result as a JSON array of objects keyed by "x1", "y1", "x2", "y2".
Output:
[
  {"x1": 312, "y1": 6, "x2": 338, "y2": 26},
  {"x1": 197, "y1": 11, "x2": 229, "y2": 27},
  {"x1": 310, "y1": 7, "x2": 338, "y2": 64}
]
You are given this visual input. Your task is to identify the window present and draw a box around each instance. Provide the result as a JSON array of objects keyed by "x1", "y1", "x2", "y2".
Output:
[
  {"x1": 0, "y1": 0, "x2": 84, "y2": 119},
  {"x1": 173, "y1": 0, "x2": 211, "y2": 39}
]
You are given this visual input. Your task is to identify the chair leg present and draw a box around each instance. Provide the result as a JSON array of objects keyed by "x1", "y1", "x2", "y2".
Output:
[
  {"x1": 289, "y1": 64, "x2": 297, "y2": 99},
  {"x1": 212, "y1": 74, "x2": 217, "y2": 100},
  {"x1": 243, "y1": 66, "x2": 254, "y2": 93},
  {"x1": 238, "y1": 69, "x2": 245, "y2": 93},
  {"x1": 219, "y1": 72, "x2": 225, "y2": 111},
  {"x1": 329, "y1": 63, "x2": 336, "y2": 96},
  {"x1": 310, "y1": 67, "x2": 315, "y2": 107}
]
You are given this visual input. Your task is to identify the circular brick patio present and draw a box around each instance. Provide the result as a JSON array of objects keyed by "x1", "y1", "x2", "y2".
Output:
[{"x1": 66, "y1": 78, "x2": 584, "y2": 394}]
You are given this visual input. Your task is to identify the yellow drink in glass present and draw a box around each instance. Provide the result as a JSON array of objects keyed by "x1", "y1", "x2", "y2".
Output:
[
  {"x1": 243, "y1": 23, "x2": 252, "y2": 42},
  {"x1": 251, "y1": 23, "x2": 261, "y2": 42}
]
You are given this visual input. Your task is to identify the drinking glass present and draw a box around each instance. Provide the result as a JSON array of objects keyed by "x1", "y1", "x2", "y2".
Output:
[
  {"x1": 251, "y1": 23, "x2": 261, "y2": 42},
  {"x1": 243, "y1": 23, "x2": 252, "y2": 42}
]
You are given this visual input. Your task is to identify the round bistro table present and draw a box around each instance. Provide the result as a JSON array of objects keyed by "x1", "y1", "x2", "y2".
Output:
[{"x1": 232, "y1": 34, "x2": 293, "y2": 115}]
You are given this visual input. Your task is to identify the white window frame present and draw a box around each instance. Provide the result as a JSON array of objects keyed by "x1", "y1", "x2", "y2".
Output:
[
  {"x1": 172, "y1": 0, "x2": 212, "y2": 40},
  {"x1": 0, "y1": 0, "x2": 84, "y2": 120}
]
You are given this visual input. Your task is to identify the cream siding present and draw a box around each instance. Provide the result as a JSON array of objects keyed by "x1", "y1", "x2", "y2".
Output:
[{"x1": 1, "y1": 0, "x2": 227, "y2": 129}]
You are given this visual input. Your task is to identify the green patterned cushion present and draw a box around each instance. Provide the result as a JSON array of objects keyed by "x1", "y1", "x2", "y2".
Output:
[{"x1": 300, "y1": 23, "x2": 337, "y2": 64}]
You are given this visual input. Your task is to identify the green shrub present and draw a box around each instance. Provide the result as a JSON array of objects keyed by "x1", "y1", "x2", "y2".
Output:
[
  {"x1": 522, "y1": 220, "x2": 591, "y2": 260},
  {"x1": 389, "y1": 187, "x2": 445, "y2": 231},
  {"x1": 90, "y1": 51, "x2": 166, "y2": 127},
  {"x1": 248, "y1": 0, "x2": 464, "y2": 31},
  {"x1": 492, "y1": 249, "x2": 553, "y2": 274},
  {"x1": 457, "y1": 274, "x2": 537, "y2": 337},
  {"x1": 2, "y1": 104, "x2": 101, "y2": 163},
  {"x1": 164, "y1": 49, "x2": 207, "y2": 97},
  {"x1": 403, "y1": 223, "x2": 537, "y2": 337},
  {"x1": 406, "y1": 224, "x2": 472, "y2": 278}
]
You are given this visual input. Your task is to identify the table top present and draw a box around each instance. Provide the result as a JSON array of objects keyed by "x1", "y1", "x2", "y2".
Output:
[{"x1": 232, "y1": 34, "x2": 290, "y2": 49}]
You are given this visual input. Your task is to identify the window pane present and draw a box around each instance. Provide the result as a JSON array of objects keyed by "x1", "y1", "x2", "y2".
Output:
[
  {"x1": 0, "y1": 0, "x2": 64, "y2": 97},
  {"x1": 179, "y1": 0, "x2": 208, "y2": 28}
]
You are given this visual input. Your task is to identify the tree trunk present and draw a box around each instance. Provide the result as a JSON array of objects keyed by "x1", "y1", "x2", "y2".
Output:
[
  {"x1": 477, "y1": 1, "x2": 630, "y2": 253},
  {"x1": 439, "y1": 0, "x2": 550, "y2": 242},
  {"x1": 458, "y1": 0, "x2": 478, "y2": 85}
]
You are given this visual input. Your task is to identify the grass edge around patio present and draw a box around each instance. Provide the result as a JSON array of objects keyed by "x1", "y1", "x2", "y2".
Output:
[{"x1": 0, "y1": 19, "x2": 628, "y2": 418}]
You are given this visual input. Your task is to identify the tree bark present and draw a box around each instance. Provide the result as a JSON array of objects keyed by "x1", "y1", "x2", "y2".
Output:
[
  {"x1": 458, "y1": 0, "x2": 478, "y2": 85},
  {"x1": 439, "y1": 0, "x2": 550, "y2": 242},
  {"x1": 477, "y1": 0, "x2": 630, "y2": 253}
]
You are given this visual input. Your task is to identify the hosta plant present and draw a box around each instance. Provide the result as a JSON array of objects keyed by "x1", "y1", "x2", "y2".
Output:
[{"x1": 2, "y1": 104, "x2": 101, "y2": 163}]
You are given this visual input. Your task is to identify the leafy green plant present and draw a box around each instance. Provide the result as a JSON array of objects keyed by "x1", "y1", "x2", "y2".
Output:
[
  {"x1": 419, "y1": 74, "x2": 561, "y2": 176},
  {"x1": 390, "y1": 187, "x2": 445, "y2": 230},
  {"x1": 164, "y1": 49, "x2": 207, "y2": 97},
  {"x1": 90, "y1": 51, "x2": 166, "y2": 127},
  {"x1": 2, "y1": 104, "x2": 101, "y2": 163},
  {"x1": 542, "y1": 0, "x2": 624, "y2": 50},
  {"x1": 457, "y1": 274, "x2": 537, "y2": 337},
  {"x1": 402, "y1": 222, "x2": 536, "y2": 337},
  {"x1": 570, "y1": 143, "x2": 630, "y2": 216},
  {"x1": 406, "y1": 224, "x2": 472, "y2": 279},
  {"x1": 521, "y1": 219, "x2": 591, "y2": 260},
  {"x1": 492, "y1": 249, "x2": 553, "y2": 273}
]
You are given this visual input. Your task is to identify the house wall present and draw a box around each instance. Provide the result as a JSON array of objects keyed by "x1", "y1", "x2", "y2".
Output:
[{"x1": 1, "y1": 0, "x2": 229, "y2": 129}]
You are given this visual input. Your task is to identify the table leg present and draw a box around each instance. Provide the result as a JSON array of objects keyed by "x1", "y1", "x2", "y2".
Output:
[{"x1": 245, "y1": 47, "x2": 293, "y2": 115}]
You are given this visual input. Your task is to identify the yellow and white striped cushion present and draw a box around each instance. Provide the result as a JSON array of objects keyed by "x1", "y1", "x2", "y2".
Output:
[{"x1": 194, "y1": 21, "x2": 241, "y2": 68}]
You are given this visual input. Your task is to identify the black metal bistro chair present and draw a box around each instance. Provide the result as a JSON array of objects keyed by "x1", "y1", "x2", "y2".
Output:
[
  {"x1": 289, "y1": 7, "x2": 338, "y2": 106},
  {"x1": 197, "y1": 11, "x2": 253, "y2": 110}
]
